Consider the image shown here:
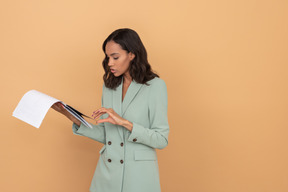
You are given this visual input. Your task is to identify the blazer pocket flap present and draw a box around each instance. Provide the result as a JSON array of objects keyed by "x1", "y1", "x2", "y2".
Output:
[
  {"x1": 99, "y1": 145, "x2": 106, "y2": 154},
  {"x1": 134, "y1": 150, "x2": 157, "y2": 161}
]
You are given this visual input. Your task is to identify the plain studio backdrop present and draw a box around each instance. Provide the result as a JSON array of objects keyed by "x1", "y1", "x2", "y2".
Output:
[{"x1": 0, "y1": 0, "x2": 288, "y2": 192}]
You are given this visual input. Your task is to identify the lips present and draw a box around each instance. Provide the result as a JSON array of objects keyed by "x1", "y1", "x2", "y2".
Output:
[{"x1": 110, "y1": 69, "x2": 116, "y2": 73}]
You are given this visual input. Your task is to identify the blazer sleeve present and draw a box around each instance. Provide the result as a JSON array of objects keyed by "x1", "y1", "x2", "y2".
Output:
[
  {"x1": 71, "y1": 86, "x2": 106, "y2": 144},
  {"x1": 72, "y1": 122, "x2": 106, "y2": 144},
  {"x1": 127, "y1": 79, "x2": 169, "y2": 149}
]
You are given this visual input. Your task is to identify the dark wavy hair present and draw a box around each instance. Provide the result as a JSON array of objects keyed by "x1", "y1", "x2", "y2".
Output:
[{"x1": 102, "y1": 28, "x2": 159, "y2": 89}]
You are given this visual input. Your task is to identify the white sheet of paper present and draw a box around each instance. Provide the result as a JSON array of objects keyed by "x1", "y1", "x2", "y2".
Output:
[{"x1": 13, "y1": 90, "x2": 60, "y2": 128}]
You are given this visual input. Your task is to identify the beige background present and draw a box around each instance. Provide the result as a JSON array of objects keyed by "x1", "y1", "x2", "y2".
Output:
[{"x1": 1, "y1": 0, "x2": 288, "y2": 191}]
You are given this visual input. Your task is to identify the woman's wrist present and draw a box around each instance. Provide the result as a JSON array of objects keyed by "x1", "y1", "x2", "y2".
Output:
[{"x1": 122, "y1": 120, "x2": 133, "y2": 132}]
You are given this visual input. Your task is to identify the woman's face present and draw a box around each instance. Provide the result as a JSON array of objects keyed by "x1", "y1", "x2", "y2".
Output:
[{"x1": 105, "y1": 41, "x2": 135, "y2": 77}]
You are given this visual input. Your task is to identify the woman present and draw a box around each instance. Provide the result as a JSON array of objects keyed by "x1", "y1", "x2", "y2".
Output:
[{"x1": 52, "y1": 28, "x2": 169, "y2": 192}]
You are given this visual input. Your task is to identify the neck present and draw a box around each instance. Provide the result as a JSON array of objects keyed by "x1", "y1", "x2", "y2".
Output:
[{"x1": 123, "y1": 72, "x2": 132, "y2": 85}]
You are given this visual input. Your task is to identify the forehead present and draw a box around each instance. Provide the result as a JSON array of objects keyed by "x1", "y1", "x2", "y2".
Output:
[{"x1": 105, "y1": 41, "x2": 125, "y2": 55}]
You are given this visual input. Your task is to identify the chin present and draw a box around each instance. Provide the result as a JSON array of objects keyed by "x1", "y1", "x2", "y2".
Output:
[
  {"x1": 113, "y1": 71, "x2": 125, "y2": 77},
  {"x1": 112, "y1": 73, "x2": 121, "y2": 77}
]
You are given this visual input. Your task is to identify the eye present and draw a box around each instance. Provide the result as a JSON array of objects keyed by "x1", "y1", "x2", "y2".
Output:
[{"x1": 113, "y1": 57, "x2": 119, "y2": 60}]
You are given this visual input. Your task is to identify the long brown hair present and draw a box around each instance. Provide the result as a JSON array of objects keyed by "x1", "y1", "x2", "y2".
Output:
[{"x1": 102, "y1": 28, "x2": 159, "y2": 89}]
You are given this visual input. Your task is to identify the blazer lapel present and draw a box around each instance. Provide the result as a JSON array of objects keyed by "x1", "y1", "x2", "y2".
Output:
[
  {"x1": 113, "y1": 79, "x2": 123, "y2": 139},
  {"x1": 122, "y1": 80, "x2": 143, "y2": 116}
]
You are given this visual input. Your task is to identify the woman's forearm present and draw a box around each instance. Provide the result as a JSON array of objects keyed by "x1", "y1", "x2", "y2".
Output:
[{"x1": 63, "y1": 110, "x2": 81, "y2": 126}]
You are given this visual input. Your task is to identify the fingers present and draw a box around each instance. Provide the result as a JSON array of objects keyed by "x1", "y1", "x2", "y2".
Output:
[
  {"x1": 91, "y1": 108, "x2": 114, "y2": 119},
  {"x1": 53, "y1": 102, "x2": 64, "y2": 108},
  {"x1": 96, "y1": 119, "x2": 105, "y2": 124},
  {"x1": 51, "y1": 102, "x2": 66, "y2": 116},
  {"x1": 92, "y1": 112, "x2": 106, "y2": 119},
  {"x1": 52, "y1": 103, "x2": 62, "y2": 111},
  {"x1": 51, "y1": 104, "x2": 56, "y2": 110},
  {"x1": 96, "y1": 118, "x2": 113, "y2": 124},
  {"x1": 92, "y1": 107, "x2": 125, "y2": 126}
]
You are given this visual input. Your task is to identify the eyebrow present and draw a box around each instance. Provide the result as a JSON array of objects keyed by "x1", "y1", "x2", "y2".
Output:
[{"x1": 108, "y1": 53, "x2": 120, "y2": 56}]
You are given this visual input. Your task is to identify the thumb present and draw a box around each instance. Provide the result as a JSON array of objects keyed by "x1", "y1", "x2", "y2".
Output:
[{"x1": 96, "y1": 118, "x2": 109, "y2": 124}]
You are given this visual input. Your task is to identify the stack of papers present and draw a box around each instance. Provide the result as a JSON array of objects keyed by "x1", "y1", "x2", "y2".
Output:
[{"x1": 13, "y1": 90, "x2": 92, "y2": 128}]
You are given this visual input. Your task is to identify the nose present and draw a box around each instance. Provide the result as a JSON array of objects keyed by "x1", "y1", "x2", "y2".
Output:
[{"x1": 108, "y1": 58, "x2": 113, "y2": 67}]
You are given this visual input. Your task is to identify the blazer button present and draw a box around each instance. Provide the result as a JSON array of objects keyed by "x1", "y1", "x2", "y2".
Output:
[
  {"x1": 108, "y1": 159, "x2": 112, "y2": 163},
  {"x1": 120, "y1": 142, "x2": 124, "y2": 147},
  {"x1": 108, "y1": 141, "x2": 112, "y2": 145},
  {"x1": 120, "y1": 160, "x2": 124, "y2": 164},
  {"x1": 133, "y1": 138, "x2": 137, "y2": 142}
]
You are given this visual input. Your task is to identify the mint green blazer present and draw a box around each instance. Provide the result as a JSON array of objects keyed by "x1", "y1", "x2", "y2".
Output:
[{"x1": 72, "y1": 77, "x2": 169, "y2": 192}]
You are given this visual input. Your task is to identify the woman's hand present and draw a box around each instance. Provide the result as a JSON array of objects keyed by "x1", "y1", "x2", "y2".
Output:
[
  {"x1": 51, "y1": 102, "x2": 66, "y2": 114},
  {"x1": 92, "y1": 108, "x2": 133, "y2": 131},
  {"x1": 51, "y1": 102, "x2": 81, "y2": 126}
]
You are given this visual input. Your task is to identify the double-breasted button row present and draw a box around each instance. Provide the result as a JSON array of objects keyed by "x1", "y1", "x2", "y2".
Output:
[
  {"x1": 106, "y1": 141, "x2": 124, "y2": 163},
  {"x1": 108, "y1": 141, "x2": 124, "y2": 146},
  {"x1": 107, "y1": 159, "x2": 124, "y2": 164}
]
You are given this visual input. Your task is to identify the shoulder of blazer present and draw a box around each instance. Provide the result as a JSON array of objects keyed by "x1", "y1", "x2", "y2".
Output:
[
  {"x1": 146, "y1": 77, "x2": 167, "y2": 89},
  {"x1": 102, "y1": 84, "x2": 113, "y2": 94}
]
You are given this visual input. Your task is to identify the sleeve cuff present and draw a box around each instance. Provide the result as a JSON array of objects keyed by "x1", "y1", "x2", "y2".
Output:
[
  {"x1": 72, "y1": 123, "x2": 89, "y2": 136},
  {"x1": 127, "y1": 122, "x2": 145, "y2": 143}
]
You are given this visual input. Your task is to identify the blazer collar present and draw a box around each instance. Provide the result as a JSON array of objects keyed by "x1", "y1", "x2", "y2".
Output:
[
  {"x1": 122, "y1": 79, "x2": 143, "y2": 116},
  {"x1": 112, "y1": 78, "x2": 123, "y2": 117},
  {"x1": 112, "y1": 78, "x2": 143, "y2": 117},
  {"x1": 112, "y1": 78, "x2": 143, "y2": 139}
]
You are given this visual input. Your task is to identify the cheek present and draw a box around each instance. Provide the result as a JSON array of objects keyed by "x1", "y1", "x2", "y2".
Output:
[{"x1": 120, "y1": 57, "x2": 131, "y2": 70}]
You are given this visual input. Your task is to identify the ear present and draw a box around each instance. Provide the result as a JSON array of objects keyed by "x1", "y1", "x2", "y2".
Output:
[{"x1": 129, "y1": 52, "x2": 135, "y2": 61}]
